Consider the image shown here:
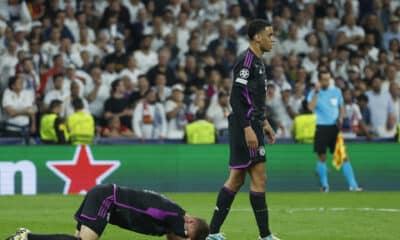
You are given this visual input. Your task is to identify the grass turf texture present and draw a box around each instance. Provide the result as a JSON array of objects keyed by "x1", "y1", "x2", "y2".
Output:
[{"x1": 1, "y1": 192, "x2": 399, "y2": 240}]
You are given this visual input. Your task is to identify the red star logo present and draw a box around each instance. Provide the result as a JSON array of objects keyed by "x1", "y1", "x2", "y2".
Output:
[{"x1": 47, "y1": 145, "x2": 120, "y2": 194}]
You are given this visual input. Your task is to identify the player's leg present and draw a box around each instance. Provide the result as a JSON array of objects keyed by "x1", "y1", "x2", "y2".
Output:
[
  {"x1": 248, "y1": 162, "x2": 272, "y2": 239},
  {"x1": 314, "y1": 126, "x2": 329, "y2": 191},
  {"x1": 5, "y1": 228, "x2": 80, "y2": 240},
  {"x1": 208, "y1": 169, "x2": 246, "y2": 235}
]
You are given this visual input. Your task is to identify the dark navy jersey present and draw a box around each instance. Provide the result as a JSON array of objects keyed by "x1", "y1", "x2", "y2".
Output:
[
  {"x1": 230, "y1": 48, "x2": 267, "y2": 128},
  {"x1": 109, "y1": 185, "x2": 186, "y2": 237}
]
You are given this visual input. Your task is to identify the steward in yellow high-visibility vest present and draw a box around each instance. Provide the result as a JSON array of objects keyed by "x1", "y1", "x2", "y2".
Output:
[
  {"x1": 67, "y1": 98, "x2": 95, "y2": 145},
  {"x1": 293, "y1": 113, "x2": 316, "y2": 143},
  {"x1": 185, "y1": 111, "x2": 216, "y2": 144},
  {"x1": 40, "y1": 99, "x2": 69, "y2": 144}
]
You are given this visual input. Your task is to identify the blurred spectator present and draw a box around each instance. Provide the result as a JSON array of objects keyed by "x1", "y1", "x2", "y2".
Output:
[
  {"x1": 103, "y1": 37, "x2": 127, "y2": 73},
  {"x1": 291, "y1": 81, "x2": 306, "y2": 114},
  {"x1": 225, "y1": 4, "x2": 246, "y2": 32},
  {"x1": 64, "y1": 81, "x2": 90, "y2": 117},
  {"x1": 86, "y1": 67, "x2": 110, "y2": 121},
  {"x1": 337, "y1": 14, "x2": 365, "y2": 51},
  {"x1": 152, "y1": 73, "x2": 171, "y2": 103},
  {"x1": 382, "y1": 16, "x2": 400, "y2": 50},
  {"x1": 342, "y1": 88, "x2": 371, "y2": 139},
  {"x1": 71, "y1": 26, "x2": 101, "y2": 62},
  {"x1": 26, "y1": 0, "x2": 46, "y2": 21},
  {"x1": 20, "y1": 57, "x2": 40, "y2": 95},
  {"x1": 324, "y1": 4, "x2": 340, "y2": 38},
  {"x1": 132, "y1": 89, "x2": 167, "y2": 140},
  {"x1": 203, "y1": 0, "x2": 227, "y2": 23},
  {"x1": 2, "y1": 75, "x2": 36, "y2": 136},
  {"x1": 119, "y1": 55, "x2": 141, "y2": 89},
  {"x1": 147, "y1": 48, "x2": 176, "y2": 86},
  {"x1": 134, "y1": 34, "x2": 158, "y2": 73},
  {"x1": 165, "y1": 84, "x2": 187, "y2": 139},
  {"x1": 104, "y1": 79, "x2": 133, "y2": 129},
  {"x1": 282, "y1": 24, "x2": 308, "y2": 56},
  {"x1": 99, "y1": 0, "x2": 130, "y2": 30},
  {"x1": 389, "y1": 82, "x2": 400, "y2": 124},
  {"x1": 0, "y1": 40, "x2": 18, "y2": 91},
  {"x1": 314, "y1": 17, "x2": 330, "y2": 55},
  {"x1": 175, "y1": 11, "x2": 191, "y2": 58},
  {"x1": 43, "y1": 73, "x2": 68, "y2": 109},
  {"x1": 356, "y1": 94, "x2": 371, "y2": 126},
  {"x1": 41, "y1": 27, "x2": 61, "y2": 65},
  {"x1": 101, "y1": 116, "x2": 134, "y2": 138},
  {"x1": 67, "y1": 97, "x2": 94, "y2": 145},
  {"x1": 365, "y1": 76, "x2": 396, "y2": 137},
  {"x1": 0, "y1": 0, "x2": 31, "y2": 23},
  {"x1": 44, "y1": 10, "x2": 74, "y2": 43},
  {"x1": 122, "y1": 0, "x2": 145, "y2": 23},
  {"x1": 206, "y1": 91, "x2": 230, "y2": 133},
  {"x1": 40, "y1": 99, "x2": 69, "y2": 144}
]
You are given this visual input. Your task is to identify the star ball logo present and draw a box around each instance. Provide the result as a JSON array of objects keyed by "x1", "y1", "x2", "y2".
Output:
[{"x1": 47, "y1": 145, "x2": 120, "y2": 194}]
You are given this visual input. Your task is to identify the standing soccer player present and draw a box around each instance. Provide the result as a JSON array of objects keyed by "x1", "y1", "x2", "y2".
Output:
[
  {"x1": 307, "y1": 69, "x2": 362, "y2": 192},
  {"x1": 206, "y1": 20, "x2": 279, "y2": 240}
]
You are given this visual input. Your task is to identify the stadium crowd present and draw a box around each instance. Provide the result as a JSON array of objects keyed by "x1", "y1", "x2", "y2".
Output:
[{"x1": 0, "y1": 0, "x2": 399, "y2": 143}]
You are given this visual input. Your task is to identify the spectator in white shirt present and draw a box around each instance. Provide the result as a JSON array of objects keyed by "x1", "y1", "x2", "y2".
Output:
[
  {"x1": 175, "y1": 11, "x2": 191, "y2": 59},
  {"x1": 119, "y1": 55, "x2": 141, "y2": 89},
  {"x1": 324, "y1": 4, "x2": 340, "y2": 37},
  {"x1": 43, "y1": 73, "x2": 69, "y2": 109},
  {"x1": 133, "y1": 89, "x2": 167, "y2": 140},
  {"x1": 122, "y1": 0, "x2": 145, "y2": 23},
  {"x1": 133, "y1": 34, "x2": 158, "y2": 73},
  {"x1": 187, "y1": 0, "x2": 205, "y2": 30},
  {"x1": 41, "y1": 27, "x2": 61, "y2": 64},
  {"x1": 165, "y1": 84, "x2": 188, "y2": 139},
  {"x1": 0, "y1": 40, "x2": 18, "y2": 91},
  {"x1": 365, "y1": 76, "x2": 397, "y2": 137},
  {"x1": 72, "y1": 26, "x2": 101, "y2": 62},
  {"x1": 337, "y1": 14, "x2": 365, "y2": 51},
  {"x1": 281, "y1": 24, "x2": 308, "y2": 56},
  {"x1": 152, "y1": 73, "x2": 172, "y2": 103},
  {"x1": 2, "y1": 75, "x2": 36, "y2": 135},
  {"x1": 64, "y1": 81, "x2": 90, "y2": 117},
  {"x1": 225, "y1": 4, "x2": 246, "y2": 32},
  {"x1": 203, "y1": 0, "x2": 227, "y2": 23},
  {"x1": 389, "y1": 82, "x2": 400, "y2": 124},
  {"x1": 20, "y1": 57, "x2": 40, "y2": 94},
  {"x1": 206, "y1": 91, "x2": 231, "y2": 132},
  {"x1": 85, "y1": 67, "x2": 110, "y2": 120}
]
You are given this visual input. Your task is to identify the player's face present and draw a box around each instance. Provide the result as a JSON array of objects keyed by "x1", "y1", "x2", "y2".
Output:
[
  {"x1": 258, "y1": 27, "x2": 274, "y2": 52},
  {"x1": 185, "y1": 217, "x2": 198, "y2": 238}
]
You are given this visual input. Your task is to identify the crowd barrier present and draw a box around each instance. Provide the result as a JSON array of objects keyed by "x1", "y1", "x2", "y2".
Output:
[{"x1": 0, "y1": 143, "x2": 398, "y2": 195}]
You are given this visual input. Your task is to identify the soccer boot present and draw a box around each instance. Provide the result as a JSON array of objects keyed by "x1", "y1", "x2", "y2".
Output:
[
  {"x1": 349, "y1": 186, "x2": 363, "y2": 192},
  {"x1": 259, "y1": 234, "x2": 281, "y2": 240},
  {"x1": 5, "y1": 228, "x2": 30, "y2": 240},
  {"x1": 206, "y1": 233, "x2": 226, "y2": 240}
]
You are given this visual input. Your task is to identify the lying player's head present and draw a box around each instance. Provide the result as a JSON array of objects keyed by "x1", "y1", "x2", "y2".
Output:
[
  {"x1": 247, "y1": 19, "x2": 274, "y2": 52},
  {"x1": 185, "y1": 216, "x2": 209, "y2": 240}
]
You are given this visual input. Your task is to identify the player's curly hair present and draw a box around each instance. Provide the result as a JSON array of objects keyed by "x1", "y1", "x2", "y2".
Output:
[{"x1": 193, "y1": 217, "x2": 210, "y2": 240}]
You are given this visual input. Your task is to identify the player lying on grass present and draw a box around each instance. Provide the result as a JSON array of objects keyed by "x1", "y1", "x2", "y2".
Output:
[{"x1": 5, "y1": 184, "x2": 209, "y2": 240}]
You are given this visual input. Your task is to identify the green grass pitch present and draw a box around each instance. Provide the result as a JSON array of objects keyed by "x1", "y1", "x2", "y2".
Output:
[{"x1": 1, "y1": 192, "x2": 400, "y2": 240}]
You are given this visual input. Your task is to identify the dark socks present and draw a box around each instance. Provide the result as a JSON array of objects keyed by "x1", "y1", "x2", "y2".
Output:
[
  {"x1": 250, "y1": 191, "x2": 271, "y2": 238},
  {"x1": 28, "y1": 234, "x2": 79, "y2": 240},
  {"x1": 209, "y1": 186, "x2": 237, "y2": 234}
]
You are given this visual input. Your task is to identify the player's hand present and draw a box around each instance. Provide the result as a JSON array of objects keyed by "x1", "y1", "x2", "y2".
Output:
[
  {"x1": 244, "y1": 126, "x2": 258, "y2": 150},
  {"x1": 263, "y1": 126, "x2": 276, "y2": 144}
]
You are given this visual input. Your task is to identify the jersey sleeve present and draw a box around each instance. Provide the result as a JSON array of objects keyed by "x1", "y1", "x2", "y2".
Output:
[
  {"x1": 337, "y1": 88, "x2": 344, "y2": 106},
  {"x1": 230, "y1": 59, "x2": 253, "y2": 128}
]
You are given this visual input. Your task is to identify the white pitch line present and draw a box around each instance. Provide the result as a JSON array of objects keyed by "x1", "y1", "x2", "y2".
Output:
[{"x1": 227, "y1": 207, "x2": 400, "y2": 213}]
